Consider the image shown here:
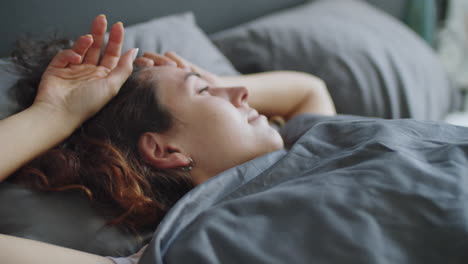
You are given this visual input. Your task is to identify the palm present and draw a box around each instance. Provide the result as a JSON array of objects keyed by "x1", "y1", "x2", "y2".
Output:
[
  {"x1": 36, "y1": 64, "x2": 113, "y2": 118},
  {"x1": 34, "y1": 15, "x2": 135, "y2": 124}
]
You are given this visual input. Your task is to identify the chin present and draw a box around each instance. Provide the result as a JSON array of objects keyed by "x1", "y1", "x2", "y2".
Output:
[
  {"x1": 271, "y1": 136, "x2": 285, "y2": 151},
  {"x1": 264, "y1": 132, "x2": 285, "y2": 154}
]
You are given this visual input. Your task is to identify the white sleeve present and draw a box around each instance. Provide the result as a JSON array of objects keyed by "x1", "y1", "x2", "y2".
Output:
[{"x1": 106, "y1": 245, "x2": 148, "y2": 264}]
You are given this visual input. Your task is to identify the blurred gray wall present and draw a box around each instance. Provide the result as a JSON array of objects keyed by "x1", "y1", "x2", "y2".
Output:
[
  {"x1": 0, "y1": 0, "x2": 306, "y2": 57},
  {"x1": 0, "y1": 0, "x2": 412, "y2": 57}
]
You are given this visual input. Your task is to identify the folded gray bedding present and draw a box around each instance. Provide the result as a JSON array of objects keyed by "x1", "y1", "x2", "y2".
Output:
[{"x1": 139, "y1": 115, "x2": 468, "y2": 264}]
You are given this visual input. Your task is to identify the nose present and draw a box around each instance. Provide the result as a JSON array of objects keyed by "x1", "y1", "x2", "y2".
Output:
[{"x1": 212, "y1": 86, "x2": 249, "y2": 107}]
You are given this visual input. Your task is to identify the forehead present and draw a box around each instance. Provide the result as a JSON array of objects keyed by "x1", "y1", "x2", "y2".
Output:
[
  {"x1": 143, "y1": 66, "x2": 184, "y2": 83},
  {"x1": 139, "y1": 66, "x2": 192, "y2": 105}
]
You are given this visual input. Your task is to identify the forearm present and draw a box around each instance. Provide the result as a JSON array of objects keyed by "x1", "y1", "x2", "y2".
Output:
[
  {"x1": 219, "y1": 71, "x2": 336, "y2": 120},
  {"x1": 0, "y1": 104, "x2": 80, "y2": 182},
  {"x1": 287, "y1": 77, "x2": 336, "y2": 118},
  {"x1": 0, "y1": 234, "x2": 112, "y2": 264}
]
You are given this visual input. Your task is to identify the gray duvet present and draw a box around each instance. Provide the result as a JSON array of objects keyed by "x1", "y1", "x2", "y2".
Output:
[{"x1": 139, "y1": 115, "x2": 468, "y2": 264}]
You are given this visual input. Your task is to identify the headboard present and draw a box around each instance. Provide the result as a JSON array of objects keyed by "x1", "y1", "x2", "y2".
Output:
[{"x1": 0, "y1": 0, "x2": 309, "y2": 57}]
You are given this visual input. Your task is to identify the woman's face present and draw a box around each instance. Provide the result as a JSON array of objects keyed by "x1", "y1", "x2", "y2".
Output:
[{"x1": 143, "y1": 66, "x2": 283, "y2": 184}]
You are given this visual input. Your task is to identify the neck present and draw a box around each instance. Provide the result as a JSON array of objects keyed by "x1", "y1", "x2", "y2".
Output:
[{"x1": 190, "y1": 167, "x2": 217, "y2": 186}]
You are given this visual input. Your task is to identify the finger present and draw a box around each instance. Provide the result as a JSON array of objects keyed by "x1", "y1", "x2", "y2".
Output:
[
  {"x1": 134, "y1": 57, "x2": 154, "y2": 67},
  {"x1": 71, "y1": 34, "x2": 94, "y2": 63},
  {"x1": 48, "y1": 35, "x2": 93, "y2": 68},
  {"x1": 143, "y1": 52, "x2": 177, "y2": 67},
  {"x1": 164, "y1": 51, "x2": 190, "y2": 69},
  {"x1": 107, "y1": 48, "x2": 138, "y2": 95},
  {"x1": 100, "y1": 22, "x2": 124, "y2": 69},
  {"x1": 83, "y1": 14, "x2": 107, "y2": 65}
]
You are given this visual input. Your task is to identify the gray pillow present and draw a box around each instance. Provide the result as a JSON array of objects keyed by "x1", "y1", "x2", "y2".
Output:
[
  {"x1": 0, "y1": 12, "x2": 238, "y2": 256},
  {"x1": 0, "y1": 182, "x2": 152, "y2": 256},
  {"x1": 118, "y1": 12, "x2": 238, "y2": 76},
  {"x1": 211, "y1": 0, "x2": 460, "y2": 120}
]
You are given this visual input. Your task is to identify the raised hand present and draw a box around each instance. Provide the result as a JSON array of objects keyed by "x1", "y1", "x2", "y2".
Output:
[
  {"x1": 134, "y1": 51, "x2": 221, "y2": 86},
  {"x1": 34, "y1": 15, "x2": 138, "y2": 125}
]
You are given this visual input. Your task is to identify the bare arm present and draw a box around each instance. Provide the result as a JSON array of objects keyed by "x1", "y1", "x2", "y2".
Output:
[
  {"x1": 0, "y1": 105, "x2": 80, "y2": 182},
  {"x1": 0, "y1": 234, "x2": 112, "y2": 264},
  {"x1": 0, "y1": 16, "x2": 135, "y2": 183},
  {"x1": 0, "y1": 15, "x2": 135, "y2": 263},
  {"x1": 219, "y1": 71, "x2": 336, "y2": 120}
]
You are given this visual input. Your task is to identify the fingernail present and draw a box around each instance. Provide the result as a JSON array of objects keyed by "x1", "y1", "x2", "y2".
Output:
[
  {"x1": 116, "y1": 21, "x2": 124, "y2": 27},
  {"x1": 132, "y1": 48, "x2": 139, "y2": 61}
]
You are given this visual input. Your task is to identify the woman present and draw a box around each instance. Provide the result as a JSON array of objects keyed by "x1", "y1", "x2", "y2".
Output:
[{"x1": 0, "y1": 14, "x2": 336, "y2": 263}]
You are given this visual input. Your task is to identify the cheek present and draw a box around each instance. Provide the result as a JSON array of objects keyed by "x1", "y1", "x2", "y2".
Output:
[
  {"x1": 197, "y1": 107, "x2": 247, "y2": 142},
  {"x1": 184, "y1": 104, "x2": 250, "y2": 147},
  {"x1": 194, "y1": 99, "x2": 243, "y2": 126}
]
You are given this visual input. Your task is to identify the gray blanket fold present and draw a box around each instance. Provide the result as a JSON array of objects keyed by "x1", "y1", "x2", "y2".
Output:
[{"x1": 139, "y1": 115, "x2": 468, "y2": 264}]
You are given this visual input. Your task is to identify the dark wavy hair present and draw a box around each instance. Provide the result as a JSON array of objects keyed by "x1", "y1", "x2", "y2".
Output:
[{"x1": 9, "y1": 37, "x2": 195, "y2": 230}]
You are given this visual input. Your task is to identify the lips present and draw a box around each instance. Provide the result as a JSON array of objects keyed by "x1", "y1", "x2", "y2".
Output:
[{"x1": 247, "y1": 109, "x2": 260, "y2": 123}]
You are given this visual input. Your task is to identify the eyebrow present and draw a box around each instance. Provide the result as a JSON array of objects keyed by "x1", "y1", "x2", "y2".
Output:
[{"x1": 184, "y1": 72, "x2": 201, "y2": 82}]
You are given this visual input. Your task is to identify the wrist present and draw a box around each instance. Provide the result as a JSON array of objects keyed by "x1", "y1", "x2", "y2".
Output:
[{"x1": 29, "y1": 103, "x2": 82, "y2": 136}]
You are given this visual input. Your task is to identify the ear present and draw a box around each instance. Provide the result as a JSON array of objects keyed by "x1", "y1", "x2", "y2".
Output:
[{"x1": 138, "y1": 132, "x2": 191, "y2": 169}]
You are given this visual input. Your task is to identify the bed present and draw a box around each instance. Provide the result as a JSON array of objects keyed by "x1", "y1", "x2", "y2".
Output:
[{"x1": 0, "y1": 0, "x2": 467, "y2": 263}]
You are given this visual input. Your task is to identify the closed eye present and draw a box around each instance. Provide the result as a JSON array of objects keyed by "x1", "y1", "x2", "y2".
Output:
[{"x1": 199, "y1": 86, "x2": 210, "y2": 94}]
